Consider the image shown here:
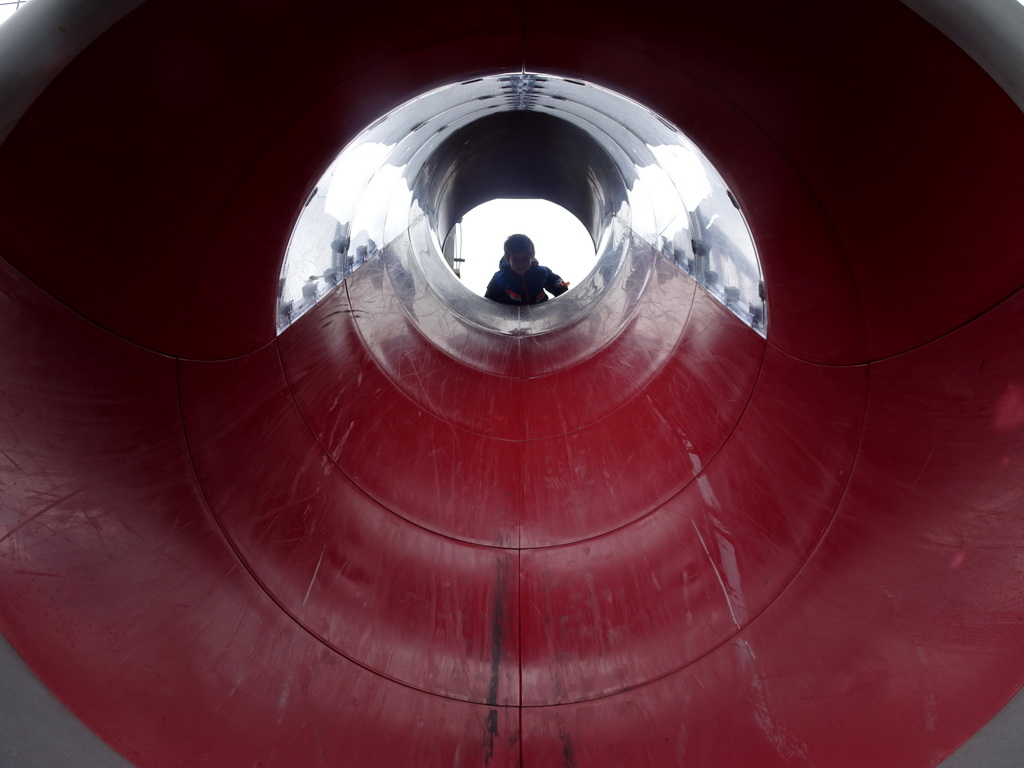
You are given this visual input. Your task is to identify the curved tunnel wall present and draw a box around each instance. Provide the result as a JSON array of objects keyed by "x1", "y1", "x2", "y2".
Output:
[
  {"x1": 425, "y1": 109, "x2": 624, "y2": 246},
  {"x1": 2, "y1": 1, "x2": 1024, "y2": 767}
]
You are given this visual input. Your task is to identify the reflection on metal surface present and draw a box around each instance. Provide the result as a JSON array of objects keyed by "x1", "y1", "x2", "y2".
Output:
[
  {"x1": 395, "y1": 215, "x2": 646, "y2": 345},
  {"x1": 278, "y1": 73, "x2": 766, "y2": 336}
]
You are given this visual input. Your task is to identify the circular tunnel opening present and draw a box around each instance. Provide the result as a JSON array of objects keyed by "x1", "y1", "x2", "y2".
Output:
[
  {"x1": 447, "y1": 198, "x2": 597, "y2": 298},
  {"x1": 276, "y1": 72, "x2": 766, "y2": 337}
]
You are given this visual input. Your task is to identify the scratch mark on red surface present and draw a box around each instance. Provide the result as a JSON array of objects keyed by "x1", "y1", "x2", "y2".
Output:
[
  {"x1": 0, "y1": 488, "x2": 83, "y2": 545},
  {"x1": 0, "y1": 447, "x2": 21, "y2": 470},
  {"x1": 303, "y1": 545, "x2": 326, "y2": 606},
  {"x1": 692, "y1": 519, "x2": 741, "y2": 629}
]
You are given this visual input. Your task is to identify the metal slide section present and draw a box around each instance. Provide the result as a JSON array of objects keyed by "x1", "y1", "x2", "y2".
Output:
[{"x1": 2, "y1": 1, "x2": 1024, "y2": 767}]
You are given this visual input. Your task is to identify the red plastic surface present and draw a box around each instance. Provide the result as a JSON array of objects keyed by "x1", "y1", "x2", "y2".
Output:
[{"x1": 2, "y1": 1, "x2": 1024, "y2": 767}]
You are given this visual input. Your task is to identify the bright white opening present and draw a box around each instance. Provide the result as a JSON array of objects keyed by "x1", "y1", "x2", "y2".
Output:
[
  {"x1": 0, "y1": 0, "x2": 31, "y2": 26},
  {"x1": 451, "y1": 199, "x2": 597, "y2": 298}
]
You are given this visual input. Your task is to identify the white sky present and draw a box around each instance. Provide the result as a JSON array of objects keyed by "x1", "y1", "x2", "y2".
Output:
[
  {"x1": 454, "y1": 199, "x2": 597, "y2": 297},
  {"x1": 0, "y1": 1, "x2": 30, "y2": 26}
]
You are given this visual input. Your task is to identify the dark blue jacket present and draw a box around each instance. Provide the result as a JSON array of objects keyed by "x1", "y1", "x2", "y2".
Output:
[{"x1": 484, "y1": 261, "x2": 569, "y2": 304}]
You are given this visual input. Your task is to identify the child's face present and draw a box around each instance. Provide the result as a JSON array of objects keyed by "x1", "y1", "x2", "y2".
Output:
[{"x1": 507, "y1": 248, "x2": 534, "y2": 275}]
